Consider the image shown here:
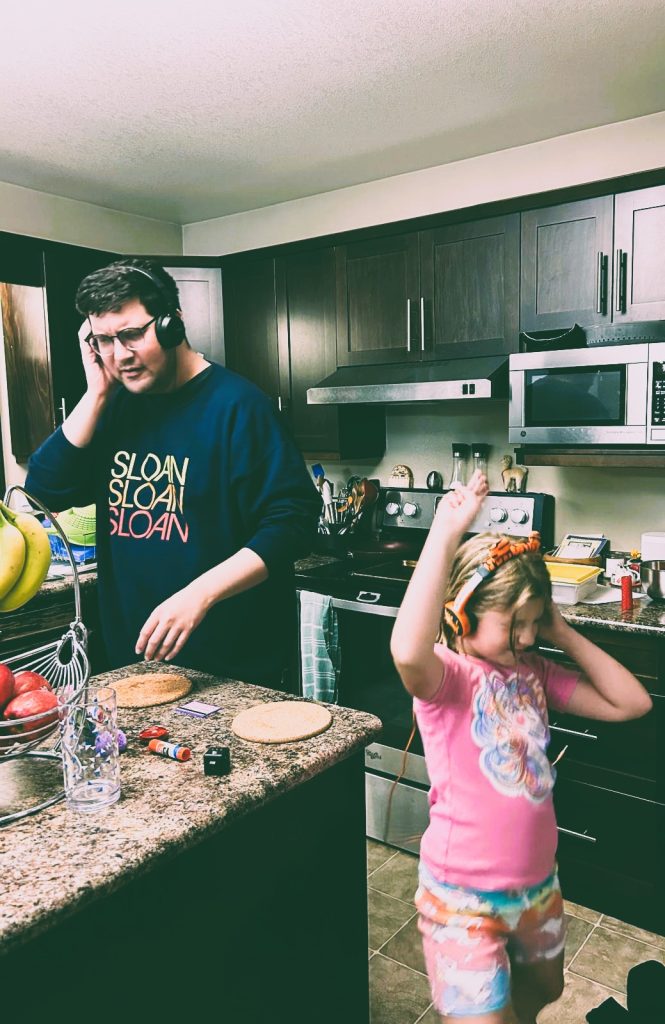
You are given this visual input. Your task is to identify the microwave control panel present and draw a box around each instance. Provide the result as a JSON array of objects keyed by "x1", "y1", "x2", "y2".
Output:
[{"x1": 651, "y1": 360, "x2": 665, "y2": 425}]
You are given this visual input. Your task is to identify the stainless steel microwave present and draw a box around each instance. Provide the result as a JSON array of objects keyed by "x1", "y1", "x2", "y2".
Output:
[{"x1": 509, "y1": 342, "x2": 665, "y2": 446}]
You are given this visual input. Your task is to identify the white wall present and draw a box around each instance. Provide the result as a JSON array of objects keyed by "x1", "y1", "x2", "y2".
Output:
[
  {"x1": 0, "y1": 180, "x2": 183, "y2": 254},
  {"x1": 182, "y1": 111, "x2": 665, "y2": 255}
]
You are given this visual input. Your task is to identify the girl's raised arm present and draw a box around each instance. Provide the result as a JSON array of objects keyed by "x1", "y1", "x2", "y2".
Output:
[{"x1": 391, "y1": 471, "x2": 488, "y2": 700}]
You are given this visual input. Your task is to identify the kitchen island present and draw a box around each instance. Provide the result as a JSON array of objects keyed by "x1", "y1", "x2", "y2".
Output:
[{"x1": 0, "y1": 664, "x2": 381, "y2": 1023}]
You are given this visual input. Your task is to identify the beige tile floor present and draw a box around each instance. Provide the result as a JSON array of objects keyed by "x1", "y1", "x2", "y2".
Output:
[{"x1": 367, "y1": 840, "x2": 665, "y2": 1024}]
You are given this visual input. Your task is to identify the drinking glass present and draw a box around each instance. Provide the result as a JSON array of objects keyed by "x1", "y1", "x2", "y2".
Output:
[{"x1": 60, "y1": 685, "x2": 121, "y2": 812}]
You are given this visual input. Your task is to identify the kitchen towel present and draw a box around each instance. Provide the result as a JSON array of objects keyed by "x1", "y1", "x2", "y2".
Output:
[{"x1": 299, "y1": 591, "x2": 340, "y2": 704}]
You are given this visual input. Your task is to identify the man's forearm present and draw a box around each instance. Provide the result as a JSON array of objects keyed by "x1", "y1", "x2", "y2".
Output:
[
  {"x1": 62, "y1": 391, "x2": 109, "y2": 448},
  {"x1": 184, "y1": 548, "x2": 269, "y2": 611}
]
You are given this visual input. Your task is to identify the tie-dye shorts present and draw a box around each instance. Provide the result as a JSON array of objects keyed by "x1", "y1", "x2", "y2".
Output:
[{"x1": 415, "y1": 861, "x2": 565, "y2": 1018}]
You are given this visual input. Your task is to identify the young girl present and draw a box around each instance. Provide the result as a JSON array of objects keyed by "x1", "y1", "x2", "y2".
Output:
[{"x1": 390, "y1": 470, "x2": 652, "y2": 1024}]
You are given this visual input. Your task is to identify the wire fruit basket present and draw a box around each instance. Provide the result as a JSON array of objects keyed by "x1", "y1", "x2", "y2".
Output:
[{"x1": 0, "y1": 486, "x2": 90, "y2": 825}]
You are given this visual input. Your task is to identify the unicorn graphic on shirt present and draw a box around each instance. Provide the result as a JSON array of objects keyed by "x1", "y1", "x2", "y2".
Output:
[{"x1": 471, "y1": 667, "x2": 554, "y2": 803}]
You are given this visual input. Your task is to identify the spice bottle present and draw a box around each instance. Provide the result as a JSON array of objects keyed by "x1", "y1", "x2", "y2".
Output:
[
  {"x1": 448, "y1": 443, "x2": 470, "y2": 490},
  {"x1": 472, "y1": 444, "x2": 490, "y2": 482}
]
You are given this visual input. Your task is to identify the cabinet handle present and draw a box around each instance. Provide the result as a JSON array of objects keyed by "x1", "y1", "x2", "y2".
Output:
[
  {"x1": 537, "y1": 644, "x2": 565, "y2": 656},
  {"x1": 59, "y1": 397, "x2": 67, "y2": 423},
  {"x1": 406, "y1": 299, "x2": 412, "y2": 353},
  {"x1": 596, "y1": 251, "x2": 608, "y2": 315},
  {"x1": 557, "y1": 825, "x2": 597, "y2": 844},
  {"x1": 615, "y1": 249, "x2": 628, "y2": 313},
  {"x1": 620, "y1": 250, "x2": 628, "y2": 313},
  {"x1": 550, "y1": 723, "x2": 598, "y2": 741},
  {"x1": 420, "y1": 297, "x2": 425, "y2": 352}
]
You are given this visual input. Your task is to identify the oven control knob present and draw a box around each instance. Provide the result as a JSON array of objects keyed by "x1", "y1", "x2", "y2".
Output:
[
  {"x1": 385, "y1": 501, "x2": 401, "y2": 517},
  {"x1": 489, "y1": 506, "x2": 508, "y2": 523},
  {"x1": 403, "y1": 502, "x2": 419, "y2": 518},
  {"x1": 510, "y1": 508, "x2": 529, "y2": 525}
]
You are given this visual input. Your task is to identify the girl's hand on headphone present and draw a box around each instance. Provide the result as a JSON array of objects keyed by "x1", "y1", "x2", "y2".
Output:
[
  {"x1": 78, "y1": 320, "x2": 118, "y2": 400},
  {"x1": 435, "y1": 470, "x2": 489, "y2": 535},
  {"x1": 537, "y1": 599, "x2": 572, "y2": 646}
]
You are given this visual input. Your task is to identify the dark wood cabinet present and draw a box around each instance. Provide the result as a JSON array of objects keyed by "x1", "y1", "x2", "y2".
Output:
[
  {"x1": 520, "y1": 197, "x2": 614, "y2": 333},
  {"x1": 614, "y1": 184, "x2": 665, "y2": 322},
  {"x1": 278, "y1": 247, "x2": 385, "y2": 459},
  {"x1": 336, "y1": 218, "x2": 520, "y2": 366},
  {"x1": 521, "y1": 184, "x2": 665, "y2": 334},
  {"x1": 538, "y1": 627, "x2": 665, "y2": 933},
  {"x1": 222, "y1": 248, "x2": 385, "y2": 460},
  {"x1": 222, "y1": 256, "x2": 282, "y2": 404},
  {"x1": 335, "y1": 234, "x2": 420, "y2": 366},
  {"x1": 421, "y1": 214, "x2": 520, "y2": 359}
]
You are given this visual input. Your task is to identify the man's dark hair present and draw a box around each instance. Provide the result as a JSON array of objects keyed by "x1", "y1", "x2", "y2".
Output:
[{"x1": 75, "y1": 258, "x2": 181, "y2": 318}]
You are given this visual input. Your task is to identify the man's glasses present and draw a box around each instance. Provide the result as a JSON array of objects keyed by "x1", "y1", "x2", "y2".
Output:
[{"x1": 88, "y1": 316, "x2": 157, "y2": 355}]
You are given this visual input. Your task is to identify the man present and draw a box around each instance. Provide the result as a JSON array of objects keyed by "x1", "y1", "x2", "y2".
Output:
[{"x1": 26, "y1": 258, "x2": 320, "y2": 687}]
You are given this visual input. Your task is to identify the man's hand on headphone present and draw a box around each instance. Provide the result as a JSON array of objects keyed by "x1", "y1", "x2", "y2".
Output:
[{"x1": 78, "y1": 320, "x2": 118, "y2": 400}]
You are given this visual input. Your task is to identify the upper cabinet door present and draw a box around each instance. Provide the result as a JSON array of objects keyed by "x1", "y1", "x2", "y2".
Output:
[
  {"x1": 613, "y1": 185, "x2": 665, "y2": 323},
  {"x1": 520, "y1": 197, "x2": 614, "y2": 333},
  {"x1": 222, "y1": 257, "x2": 281, "y2": 403},
  {"x1": 336, "y1": 233, "x2": 420, "y2": 366},
  {"x1": 279, "y1": 247, "x2": 338, "y2": 454},
  {"x1": 162, "y1": 266, "x2": 224, "y2": 364},
  {"x1": 420, "y1": 214, "x2": 520, "y2": 360}
]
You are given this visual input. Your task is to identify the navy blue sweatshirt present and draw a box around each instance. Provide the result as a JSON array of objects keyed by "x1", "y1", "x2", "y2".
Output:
[{"x1": 26, "y1": 364, "x2": 320, "y2": 686}]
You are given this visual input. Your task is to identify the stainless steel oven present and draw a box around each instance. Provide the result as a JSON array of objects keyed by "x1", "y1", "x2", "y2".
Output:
[{"x1": 296, "y1": 486, "x2": 555, "y2": 854}]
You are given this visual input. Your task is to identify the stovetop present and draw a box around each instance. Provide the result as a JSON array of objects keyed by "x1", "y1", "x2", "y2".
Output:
[{"x1": 297, "y1": 486, "x2": 555, "y2": 609}]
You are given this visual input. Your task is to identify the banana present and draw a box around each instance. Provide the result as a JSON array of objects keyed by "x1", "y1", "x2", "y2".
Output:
[
  {"x1": 0, "y1": 504, "x2": 51, "y2": 611},
  {"x1": 0, "y1": 505, "x2": 26, "y2": 600}
]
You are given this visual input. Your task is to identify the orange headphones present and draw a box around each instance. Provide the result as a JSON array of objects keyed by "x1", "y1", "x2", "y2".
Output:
[{"x1": 443, "y1": 531, "x2": 542, "y2": 637}]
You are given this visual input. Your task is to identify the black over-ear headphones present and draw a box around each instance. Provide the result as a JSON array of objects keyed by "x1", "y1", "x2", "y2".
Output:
[{"x1": 127, "y1": 265, "x2": 186, "y2": 350}]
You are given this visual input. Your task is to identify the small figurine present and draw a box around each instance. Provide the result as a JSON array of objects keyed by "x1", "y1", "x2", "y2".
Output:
[
  {"x1": 388, "y1": 464, "x2": 414, "y2": 487},
  {"x1": 501, "y1": 455, "x2": 528, "y2": 493}
]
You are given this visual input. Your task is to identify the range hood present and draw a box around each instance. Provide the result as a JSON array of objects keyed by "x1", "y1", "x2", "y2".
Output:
[{"x1": 307, "y1": 355, "x2": 508, "y2": 405}]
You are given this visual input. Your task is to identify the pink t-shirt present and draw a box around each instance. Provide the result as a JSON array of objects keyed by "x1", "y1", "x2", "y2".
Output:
[{"x1": 414, "y1": 645, "x2": 580, "y2": 890}]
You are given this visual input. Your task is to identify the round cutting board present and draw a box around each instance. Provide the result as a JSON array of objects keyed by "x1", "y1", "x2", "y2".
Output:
[
  {"x1": 231, "y1": 701, "x2": 332, "y2": 743},
  {"x1": 112, "y1": 672, "x2": 193, "y2": 708}
]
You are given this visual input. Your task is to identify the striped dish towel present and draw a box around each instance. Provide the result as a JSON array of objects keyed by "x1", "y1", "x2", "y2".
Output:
[{"x1": 299, "y1": 591, "x2": 340, "y2": 703}]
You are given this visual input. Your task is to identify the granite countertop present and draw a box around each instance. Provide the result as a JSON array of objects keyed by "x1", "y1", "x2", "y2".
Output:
[
  {"x1": 0, "y1": 663, "x2": 381, "y2": 954},
  {"x1": 557, "y1": 589, "x2": 665, "y2": 637},
  {"x1": 31, "y1": 553, "x2": 665, "y2": 638}
]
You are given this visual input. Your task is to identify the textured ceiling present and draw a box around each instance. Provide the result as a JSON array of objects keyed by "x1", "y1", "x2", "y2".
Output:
[{"x1": 1, "y1": 0, "x2": 664, "y2": 225}]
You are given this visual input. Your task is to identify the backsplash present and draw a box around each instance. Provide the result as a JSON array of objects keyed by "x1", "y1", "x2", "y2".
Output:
[{"x1": 330, "y1": 404, "x2": 665, "y2": 552}]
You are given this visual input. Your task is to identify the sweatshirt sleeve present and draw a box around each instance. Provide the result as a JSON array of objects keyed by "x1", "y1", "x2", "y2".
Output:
[
  {"x1": 25, "y1": 427, "x2": 98, "y2": 512},
  {"x1": 228, "y1": 394, "x2": 321, "y2": 575}
]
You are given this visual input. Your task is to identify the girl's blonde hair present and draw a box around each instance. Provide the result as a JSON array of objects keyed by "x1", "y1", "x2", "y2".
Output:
[{"x1": 440, "y1": 532, "x2": 552, "y2": 650}]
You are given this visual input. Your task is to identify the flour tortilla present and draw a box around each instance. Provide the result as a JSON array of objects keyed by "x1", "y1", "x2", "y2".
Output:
[
  {"x1": 112, "y1": 672, "x2": 193, "y2": 708},
  {"x1": 231, "y1": 700, "x2": 332, "y2": 743}
]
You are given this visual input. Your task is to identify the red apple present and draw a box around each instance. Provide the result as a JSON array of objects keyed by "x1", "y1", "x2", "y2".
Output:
[
  {"x1": 3, "y1": 689, "x2": 59, "y2": 734},
  {"x1": 13, "y1": 670, "x2": 52, "y2": 696},
  {"x1": 0, "y1": 664, "x2": 15, "y2": 710}
]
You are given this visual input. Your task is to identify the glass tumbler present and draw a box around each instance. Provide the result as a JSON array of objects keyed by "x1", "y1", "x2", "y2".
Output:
[{"x1": 60, "y1": 685, "x2": 121, "y2": 812}]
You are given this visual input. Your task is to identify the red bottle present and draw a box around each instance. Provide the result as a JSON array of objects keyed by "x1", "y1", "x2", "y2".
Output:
[{"x1": 621, "y1": 573, "x2": 634, "y2": 612}]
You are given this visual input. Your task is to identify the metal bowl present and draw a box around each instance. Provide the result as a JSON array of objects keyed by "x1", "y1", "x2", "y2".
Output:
[{"x1": 640, "y1": 560, "x2": 665, "y2": 601}]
